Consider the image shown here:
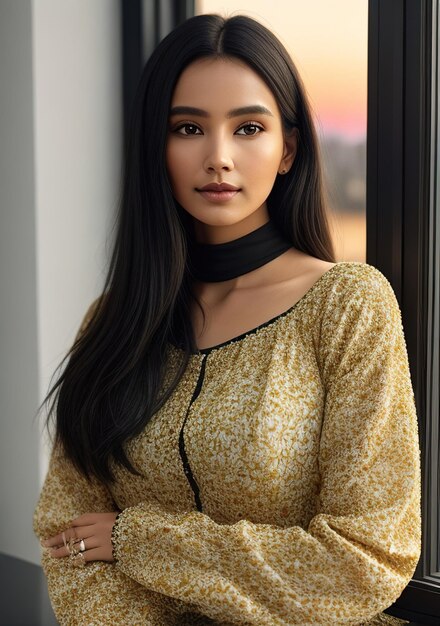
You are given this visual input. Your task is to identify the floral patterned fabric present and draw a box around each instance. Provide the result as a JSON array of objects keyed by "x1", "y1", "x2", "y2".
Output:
[{"x1": 34, "y1": 261, "x2": 420, "y2": 625}]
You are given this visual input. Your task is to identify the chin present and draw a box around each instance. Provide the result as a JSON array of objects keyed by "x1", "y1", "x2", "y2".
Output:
[{"x1": 198, "y1": 216, "x2": 249, "y2": 227}]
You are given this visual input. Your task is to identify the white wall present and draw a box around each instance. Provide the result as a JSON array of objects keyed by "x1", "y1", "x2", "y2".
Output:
[
  {"x1": 0, "y1": 0, "x2": 122, "y2": 565},
  {"x1": 0, "y1": 0, "x2": 40, "y2": 565}
]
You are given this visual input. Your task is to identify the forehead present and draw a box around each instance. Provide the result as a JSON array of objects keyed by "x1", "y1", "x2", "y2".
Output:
[{"x1": 170, "y1": 57, "x2": 280, "y2": 113}]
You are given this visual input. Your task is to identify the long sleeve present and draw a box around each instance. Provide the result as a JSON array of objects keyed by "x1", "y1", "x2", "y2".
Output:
[
  {"x1": 110, "y1": 268, "x2": 421, "y2": 626},
  {"x1": 33, "y1": 301, "x2": 184, "y2": 626},
  {"x1": 33, "y1": 445, "x2": 187, "y2": 625}
]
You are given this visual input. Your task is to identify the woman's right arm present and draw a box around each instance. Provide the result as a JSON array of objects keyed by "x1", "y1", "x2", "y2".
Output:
[
  {"x1": 34, "y1": 442, "x2": 184, "y2": 626},
  {"x1": 33, "y1": 299, "x2": 184, "y2": 626}
]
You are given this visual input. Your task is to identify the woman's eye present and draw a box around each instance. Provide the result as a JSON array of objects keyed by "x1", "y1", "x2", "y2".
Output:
[
  {"x1": 236, "y1": 124, "x2": 263, "y2": 136},
  {"x1": 174, "y1": 124, "x2": 202, "y2": 135}
]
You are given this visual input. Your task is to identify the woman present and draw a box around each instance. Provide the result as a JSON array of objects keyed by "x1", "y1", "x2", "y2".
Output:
[{"x1": 34, "y1": 13, "x2": 421, "y2": 626}]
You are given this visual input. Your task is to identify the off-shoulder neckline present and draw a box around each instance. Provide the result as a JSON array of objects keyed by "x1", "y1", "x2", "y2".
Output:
[{"x1": 169, "y1": 261, "x2": 361, "y2": 356}]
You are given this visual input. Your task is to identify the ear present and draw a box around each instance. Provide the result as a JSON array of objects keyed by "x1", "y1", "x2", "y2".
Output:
[{"x1": 278, "y1": 128, "x2": 298, "y2": 175}]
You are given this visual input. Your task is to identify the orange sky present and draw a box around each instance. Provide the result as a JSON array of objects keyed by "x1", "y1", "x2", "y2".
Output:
[{"x1": 196, "y1": 1, "x2": 368, "y2": 140}]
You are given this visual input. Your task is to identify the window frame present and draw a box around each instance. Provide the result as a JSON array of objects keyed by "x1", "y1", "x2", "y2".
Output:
[
  {"x1": 368, "y1": 1, "x2": 440, "y2": 623},
  {"x1": 121, "y1": 0, "x2": 195, "y2": 137}
]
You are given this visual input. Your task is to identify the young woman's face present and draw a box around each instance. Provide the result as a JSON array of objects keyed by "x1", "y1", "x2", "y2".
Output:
[{"x1": 166, "y1": 57, "x2": 296, "y2": 243}]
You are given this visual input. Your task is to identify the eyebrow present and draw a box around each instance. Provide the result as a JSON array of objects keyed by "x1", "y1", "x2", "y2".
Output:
[{"x1": 169, "y1": 105, "x2": 274, "y2": 118}]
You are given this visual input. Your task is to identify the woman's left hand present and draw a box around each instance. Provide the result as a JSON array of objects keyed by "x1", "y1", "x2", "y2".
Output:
[{"x1": 40, "y1": 512, "x2": 119, "y2": 563}]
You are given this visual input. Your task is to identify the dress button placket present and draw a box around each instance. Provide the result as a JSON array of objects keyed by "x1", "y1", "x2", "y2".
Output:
[{"x1": 178, "y1": 353, "x2": 208, "y2": 511}]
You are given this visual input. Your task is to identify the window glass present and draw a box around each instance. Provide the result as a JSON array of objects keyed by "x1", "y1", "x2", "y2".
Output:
[
  {"x1": 195, "y1": 0, "x2": 368, "y2": 261},
  {"x1": 431, "y1": 1, "x2": 440, "y2": 579}
]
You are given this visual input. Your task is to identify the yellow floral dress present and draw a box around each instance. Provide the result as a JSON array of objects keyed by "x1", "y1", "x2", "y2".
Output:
[{"x1": 34, "y1": 262, "x2": 421, "y2": 626}]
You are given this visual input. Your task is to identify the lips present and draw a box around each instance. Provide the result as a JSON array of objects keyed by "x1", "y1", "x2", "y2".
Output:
[
  {"x1": 196, "y1": 183, "x2": 241, "y2": 203},
  {"x1": 197, "y1": 183, "x2": 240, "y2": 191}
]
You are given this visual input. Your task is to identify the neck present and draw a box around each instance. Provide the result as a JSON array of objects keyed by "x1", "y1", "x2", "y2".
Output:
[
  {"x1": 188, "y1": 219, "x2": 293, "y2": 283},
  {"x1": 193, "y1": 212, "x2": 270, "y2": 245}
]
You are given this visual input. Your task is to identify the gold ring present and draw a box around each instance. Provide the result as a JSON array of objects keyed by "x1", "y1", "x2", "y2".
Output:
[
  {"x1": 65, "y1": 537, "x2": 72, "y2": 555},
  {"x1": 70, "y1": 552, "x2": 86, "y2": 568},
  {"x1": 67, "y1": 537, "x2": 79, "y2": 557}
]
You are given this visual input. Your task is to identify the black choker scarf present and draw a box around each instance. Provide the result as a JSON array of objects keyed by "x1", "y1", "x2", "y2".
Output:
[{"x1": 188, "y1": 219, "x2": 293, "y2": 283}]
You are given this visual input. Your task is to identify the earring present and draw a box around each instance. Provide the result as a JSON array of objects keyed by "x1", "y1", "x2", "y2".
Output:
[{"x1": 279, "y1": 168, "x2": 287, "y2": 174}]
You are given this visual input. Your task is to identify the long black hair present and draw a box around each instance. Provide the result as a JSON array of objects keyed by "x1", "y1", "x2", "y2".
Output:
[{"x1": 39, "y1": 14, "x2": 335, "y2": 484}]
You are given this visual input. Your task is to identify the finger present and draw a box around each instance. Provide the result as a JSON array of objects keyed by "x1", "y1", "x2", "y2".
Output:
[
  {"x1": 49, "y1": 533, "x2": 79, "y2": 558},
  {"x1": 71, "y1": 513, "x2": 99, "y2": 526},
  {"x1": 47, "y1": 545, "x2": 101, "y2": 562},
  {"x1": 72, "y1": 536, "x2": 99, "y2": 551},
  {"x1": 48, "y1": 535, "x2": 100, "y2": 559},
  {"x1": 80, "y1": 546, "x2": 111, "y2": 563},
  {"x1": 41, "y1": 522, "x2": 98, "y2": 549},
  {"x1": 47, "y1": 543, "x2": 70, "y2": 558},
  {"x1": 69, "y1": 524, "x2": 97, "y2": 540},
  {"x1": 41, "y1": 527, "x2": 77, "y2": 549}
]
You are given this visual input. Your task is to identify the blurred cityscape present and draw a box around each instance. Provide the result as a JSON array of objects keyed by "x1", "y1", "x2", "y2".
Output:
[
  {"x1": 320, "y1": 135, "x2": 367, "y2": 262},
  {"x1": 196, "y1": 0, "x2": 368, "y2": 262}
]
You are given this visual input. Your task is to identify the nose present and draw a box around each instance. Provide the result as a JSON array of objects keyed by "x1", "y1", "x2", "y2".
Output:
[{"x1": 203, "y1": 134, "x2": 234, "y2": 173}]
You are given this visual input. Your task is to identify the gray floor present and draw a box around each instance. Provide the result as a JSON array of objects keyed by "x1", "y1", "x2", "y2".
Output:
[{"x1": 0, "y1": 553, "x2": 57, "y2": 625}]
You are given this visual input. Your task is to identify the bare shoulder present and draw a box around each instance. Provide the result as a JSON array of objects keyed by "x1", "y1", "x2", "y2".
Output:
[
  {"x1": 301, "y1": 257, "x2": 337, "y2": 278},
  {"x1": 278, "y1": 248, "x2": 337, "y2": 286}
]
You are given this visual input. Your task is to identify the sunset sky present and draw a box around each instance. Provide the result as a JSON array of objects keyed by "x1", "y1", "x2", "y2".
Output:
[{"x1": 196, "y1": 1, "x2": 368, "y2": 141}]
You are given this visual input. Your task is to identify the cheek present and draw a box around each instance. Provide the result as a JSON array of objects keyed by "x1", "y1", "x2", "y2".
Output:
[
  {"x1": 166, "y1": 144, "x2": 187, "y2": 189},
  {"x1": 240, "y1": 139, "x2": 283, "y2": 184},
  {"x1": 243, "y1": 138, "x2": 283, "y2": 176},
  {"x1": 257, "y1": 136, "x2": 284, "y2": 166}
]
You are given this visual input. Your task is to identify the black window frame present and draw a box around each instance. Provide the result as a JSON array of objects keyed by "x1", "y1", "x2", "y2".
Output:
[
  {"x1": 368, "y1": 1, "x2": 440, "y2": 624},
  {"x1": 121, "y1": 0, "x2": 195, "y2": 137}
]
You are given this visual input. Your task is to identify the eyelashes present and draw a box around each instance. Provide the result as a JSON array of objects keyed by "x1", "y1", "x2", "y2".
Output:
[
  {"x1": 236, "y1": 123, "x2": 264, "y2": 136},
  {"x1": 171, "y1": 122, "x2": 264, "y2": 136},
  {"x1": 173, "y1": 123, "x2": 201, "y2": 136}
]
